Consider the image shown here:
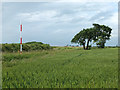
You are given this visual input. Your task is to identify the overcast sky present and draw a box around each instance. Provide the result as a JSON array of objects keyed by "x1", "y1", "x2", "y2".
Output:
[{"x1": 2, "y1": 2, "x2": 118, "y2": 46}]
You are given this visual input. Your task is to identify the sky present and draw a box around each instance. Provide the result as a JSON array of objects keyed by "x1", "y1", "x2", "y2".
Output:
[{"x1": 2, "y1": 2, "x2": 118, "y2": 46}]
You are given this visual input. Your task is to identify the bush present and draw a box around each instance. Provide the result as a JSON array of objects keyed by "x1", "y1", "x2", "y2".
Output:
[{"x1": 2, "y1": 42, "x2": 52, "y2": 52}]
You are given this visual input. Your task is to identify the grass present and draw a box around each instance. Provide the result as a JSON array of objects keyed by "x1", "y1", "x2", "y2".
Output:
[{"x1": 2, "y1": 47, "x2": 118, "y2": 88}]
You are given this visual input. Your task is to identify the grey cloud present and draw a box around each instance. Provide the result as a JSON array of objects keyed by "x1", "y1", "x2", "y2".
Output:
[{"x1": 89, "y1": 10, "x2": 113, "y2": 21}]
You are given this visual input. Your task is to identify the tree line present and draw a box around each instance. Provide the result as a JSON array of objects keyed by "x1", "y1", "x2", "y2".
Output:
[{"x1": 71, "y1": 23, "x2": 112, "y2": 50}]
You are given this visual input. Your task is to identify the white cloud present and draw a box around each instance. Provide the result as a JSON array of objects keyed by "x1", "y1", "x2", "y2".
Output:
[
  {"x1": 18, "y1": 10, "x2": 59, "y2": 22},
  {"x1": 56, "y1": 14, "x2": 73, "y2": 23},
  {"x1": 101, "y1": 12, "x2": 118, "y2": 38},
  {"x1": 52, "y1": 29, "x2": 64, "y2": 34},
  {"x1": 17, "y1": 2, "x2": 118, "y2": 25},
  {"x1": 109, "y1": 12, "x2": 118, "y2": 25},
  {"x1": 18, "y1": 10, "x2": 77, "y2": 24},
  {"x1": 2, "y1": 0, "x2": 119, "y2": 2},
  {"x1": 55, "y1": 0, "x2": 119, "y2": 2}
]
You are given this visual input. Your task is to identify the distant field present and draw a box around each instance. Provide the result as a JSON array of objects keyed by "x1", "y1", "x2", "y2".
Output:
[{"x1": 2, "y1": 47, "x2": 118, "y2": 88}]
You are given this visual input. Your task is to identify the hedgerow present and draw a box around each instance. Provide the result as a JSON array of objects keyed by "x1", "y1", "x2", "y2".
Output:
[{"x1": 2, "y1": 42, "x2": 52, "y2": 52}]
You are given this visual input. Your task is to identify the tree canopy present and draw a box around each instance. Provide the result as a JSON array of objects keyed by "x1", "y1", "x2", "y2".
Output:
[
  {"x1": 71, "y1": 23, "x2": 112, "y2": 50},
  {"x1": 93, "y1": 24, "x2": 112, "y2": 48}
]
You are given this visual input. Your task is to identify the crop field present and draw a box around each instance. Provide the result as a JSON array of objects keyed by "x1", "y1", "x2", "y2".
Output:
[{"x1": 2, "y1": 47, "x2": 118, "y2": 88}]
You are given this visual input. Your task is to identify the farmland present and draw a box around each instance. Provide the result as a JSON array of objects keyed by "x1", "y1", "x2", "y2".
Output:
[{"x1": 2, "y1": 47, "x2": 118, "y2": 88}]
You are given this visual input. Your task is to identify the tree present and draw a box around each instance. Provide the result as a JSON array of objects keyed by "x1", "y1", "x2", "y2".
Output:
[
  {"x1": 71, "y1": 28, "x2": 95, "y2": 50},
  {"x1": 71, "y1": 23, "x2": 112, "y2": 50},
  {"x1": 93, "y1": 24, "x2": 112, "y2": 48},
  {"x1": 71, "y1": 30, "x2": 85, "y2": 49}
]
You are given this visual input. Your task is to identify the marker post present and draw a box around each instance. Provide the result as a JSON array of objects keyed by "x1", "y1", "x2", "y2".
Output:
[{"x1": 20, "y1": 23, "x2": 22, "y2": 54}]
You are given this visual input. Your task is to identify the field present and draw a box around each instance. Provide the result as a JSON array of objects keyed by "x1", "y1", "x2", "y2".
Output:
[{"x1": 2, "y1": 47, "x2": 118, "y2": 88}]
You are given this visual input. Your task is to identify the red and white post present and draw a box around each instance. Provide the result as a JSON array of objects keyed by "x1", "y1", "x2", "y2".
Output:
[{"x1": 20, "y1": 23, "x2": 22, "y2": 54}]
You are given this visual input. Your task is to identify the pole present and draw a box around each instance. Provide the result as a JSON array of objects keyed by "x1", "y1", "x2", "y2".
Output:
[{"x1": 20, "y1": 21, "x2": 22, "y2": 54}]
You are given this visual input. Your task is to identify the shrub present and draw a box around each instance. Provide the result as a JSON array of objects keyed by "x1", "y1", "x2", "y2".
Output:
[{"x1": 2, "y1": 42, "x2": 52, "y2": 52}]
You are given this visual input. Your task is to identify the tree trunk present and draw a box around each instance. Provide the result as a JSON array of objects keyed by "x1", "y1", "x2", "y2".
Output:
[{"x1": 86, "y1": 39, "x2": 90, "y2": 50}]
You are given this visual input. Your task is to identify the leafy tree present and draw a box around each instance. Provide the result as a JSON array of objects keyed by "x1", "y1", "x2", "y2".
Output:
[
  {"x1": 71, "y1": 28, "x2": 95, "y2": 50},
  {"x1": 71, "y1": 29, "x2": 85, "y2": 49},
  {"x1": 93, "y1": 24, "x2": 112, "y2": 48},
  {"x1": 71, "y1": 23, "x2": 112, "y2": 49}
]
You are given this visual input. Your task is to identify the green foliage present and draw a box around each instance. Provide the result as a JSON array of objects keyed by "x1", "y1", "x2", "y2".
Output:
[
  {"x1": 71, "y1": 28, "x2": 95, "y2": 50},
  {"x1": 71, "y1": 23, "x2": 112, "y2": 50},
  {"x1": 2, "y1": 43, "x2": 19, "y2": 52},
  {"x1": 2, "y1": 47, "x2": 118, "y2": 88},
  {"x1": 93, "y1": 24, "x2": 112, "y2": 48},
  {"x1": 26, "y1": 41, "x2": 43, "y2": 44},
  {"x1": 2, "y1": 42, "x2": 52, "y2": 52}
]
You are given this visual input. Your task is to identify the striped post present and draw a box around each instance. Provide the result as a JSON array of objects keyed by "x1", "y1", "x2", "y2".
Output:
[{"x1": 20, "y1": 24, "x2": 22, "y2": 54}]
